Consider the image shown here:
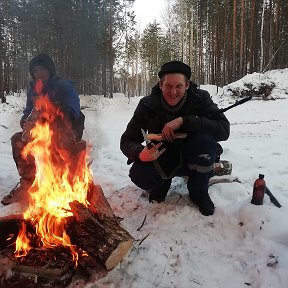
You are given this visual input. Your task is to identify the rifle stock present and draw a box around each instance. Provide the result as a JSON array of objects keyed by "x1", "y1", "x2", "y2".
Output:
[{"x1": 146, "y1": 96, "x2": 252, "y2": 141}]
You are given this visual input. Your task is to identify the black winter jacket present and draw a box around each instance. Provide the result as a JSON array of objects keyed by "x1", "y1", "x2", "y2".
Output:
[{"x1": 120, "y1": 82, "x2": 230, "y2": 165}]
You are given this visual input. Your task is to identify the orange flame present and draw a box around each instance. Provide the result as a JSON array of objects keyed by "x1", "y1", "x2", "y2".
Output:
[
  {"x1": 15, "y1": 222, "x2": 31, "y2": 257},
  {"x1": 15, "y1": 80, "x2": 92, "y2": 264}
]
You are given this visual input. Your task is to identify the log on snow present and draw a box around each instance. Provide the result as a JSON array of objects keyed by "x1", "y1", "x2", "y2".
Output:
[{"x1": 69, "y1": 199, "x2": 133, "y2": 270}]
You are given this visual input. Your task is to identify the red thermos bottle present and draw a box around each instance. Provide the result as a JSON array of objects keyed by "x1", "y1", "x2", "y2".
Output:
[{"x1": 251, "y1": 174, "x2": 266, "y2": 205}]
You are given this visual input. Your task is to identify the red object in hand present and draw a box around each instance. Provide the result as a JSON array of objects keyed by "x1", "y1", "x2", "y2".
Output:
[{"x1": 251, "y1": 174, "x2": 266, "y2": 205}]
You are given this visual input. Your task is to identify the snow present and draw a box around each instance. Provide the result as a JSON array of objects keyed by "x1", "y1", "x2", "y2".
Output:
[
  {"x1": 222, "y1": 68, "x2": 288, "y2": 99},
  {"x1": 1, "y1": 69, "x2": 288, "y2": 287}
]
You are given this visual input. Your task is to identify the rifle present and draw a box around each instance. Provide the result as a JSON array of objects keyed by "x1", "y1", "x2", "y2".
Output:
[
  {"x1": 208, "y1": 96, "x2": 252, "y2": 119},
  {"x1": 265, "y1": 187, "x2": 281, "y2": 208},
  {"x1": 147, "y1": 96, "x2": 252, "y2": 141},
  {"x1": 217, "y1": 96, "x2": 252, "y2": 114}
]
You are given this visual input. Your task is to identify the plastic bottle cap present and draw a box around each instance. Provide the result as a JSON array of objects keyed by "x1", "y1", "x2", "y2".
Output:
[{"x1": 259, "y1": 174, "x2": 264, "y2": 179}]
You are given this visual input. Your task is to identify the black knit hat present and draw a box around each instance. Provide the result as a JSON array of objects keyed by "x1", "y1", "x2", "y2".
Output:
[
  {"x1": 158, "y1": 60, "x2": 191, "y2": 79},
  {"x1": 29, "y1": 54, "x2": 56, "y2": 78}
]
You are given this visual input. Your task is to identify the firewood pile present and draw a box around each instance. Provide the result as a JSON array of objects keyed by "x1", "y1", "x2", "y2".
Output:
[
  {"x1": 0, "y1": 247, "x2": 75, "y2": 287},
  {"x1": 0, "y1": 184, "x2": 134, "y2": 287}
]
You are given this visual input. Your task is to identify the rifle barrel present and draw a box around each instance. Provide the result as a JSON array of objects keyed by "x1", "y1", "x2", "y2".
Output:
[
  {"x1": 218, "y1": 96, "x2": 252, "y2": 114},
  {"x1": 265, "y1": 187, "x2": 281, "y2": 208}
]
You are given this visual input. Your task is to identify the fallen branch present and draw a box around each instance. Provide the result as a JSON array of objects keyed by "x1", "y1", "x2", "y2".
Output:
[
  {"x1": 138, "y1": 233, "x2": 150, "y2": 246},
  {"x1": 137, "y1": 214, "x2": 147, "y2": 231},
  {"x1": 209, "y1": 176, "x2": 241, "y2": 186}
]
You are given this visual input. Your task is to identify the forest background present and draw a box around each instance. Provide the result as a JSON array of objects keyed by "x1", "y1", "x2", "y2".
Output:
[{"x1": 0, "y1": 0, "x2": 287, "y2": 101}]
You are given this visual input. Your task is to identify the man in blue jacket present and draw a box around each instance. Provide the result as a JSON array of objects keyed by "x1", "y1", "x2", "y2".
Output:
[
  {"x1": 1, "y1": 54, "x2": 85, "y2": 206},
  {"x1": 120, "y1": 61, "x2": 230, "y2": 216}
]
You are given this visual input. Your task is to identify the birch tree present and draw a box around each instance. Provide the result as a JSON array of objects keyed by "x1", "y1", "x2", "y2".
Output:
[{"x1": 260, "y1": 0, "x2": 266, "y2": 72}]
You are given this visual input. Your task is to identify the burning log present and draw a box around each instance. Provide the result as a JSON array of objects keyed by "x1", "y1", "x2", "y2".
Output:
[
  {"x1": 86, "y1": 183, "x2": 115, "y2": 219},
  {"x1": 68, "y1": 183, "x2": 134, "y2": 270},
  {"x1": 0, "y1": 183, "x2": 133, "y2": 275},
  {"x1": 69, "y1": 201, "x2": 133, "y2": 270},
  {"x1": 0, "y1": 218, "x2": 22, "y2": 251}
]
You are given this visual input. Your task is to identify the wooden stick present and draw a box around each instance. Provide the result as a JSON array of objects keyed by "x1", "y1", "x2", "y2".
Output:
[{"x1": 147, "y1": 133, "x2": 187, "y2": 142}]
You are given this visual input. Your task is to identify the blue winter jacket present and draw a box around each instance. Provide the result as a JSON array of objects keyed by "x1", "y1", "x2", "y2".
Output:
[
  {"x1": 20, "y1": 75, "x2": 84, "y2": 141},
  {"x1": 21, "y1": 75, "x2": 80, "y2": 126}
]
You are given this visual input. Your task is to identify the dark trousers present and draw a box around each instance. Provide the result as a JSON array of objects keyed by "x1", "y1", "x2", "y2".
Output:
[
  {"x1": 129, "y1": 132, "x2": 217, "y2": 198},
  {"x1": 11, "y1": 132, "x2": 36, "y2": 181}
]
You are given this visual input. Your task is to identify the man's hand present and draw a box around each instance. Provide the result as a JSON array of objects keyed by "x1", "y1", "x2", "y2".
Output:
[
  {"x1": 21, "y1": 110, "x2": 50, "y2": 142},
  {"x1": 161, "y1": 117, "x2": 183, "y2": 142},
  {"x1": 139, "y1": 142, "x2": 166, "y2": 162}
]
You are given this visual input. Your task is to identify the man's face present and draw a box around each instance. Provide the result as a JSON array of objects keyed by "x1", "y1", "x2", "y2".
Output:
[
  {"x1": 159, "y1": 73, "x2": 190, "y2": 106},
  {"x1": 32, "y1": 66, "x2": 50, "y2": 82}
]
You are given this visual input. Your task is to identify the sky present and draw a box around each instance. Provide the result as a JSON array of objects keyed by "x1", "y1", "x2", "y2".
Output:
[
  {"x1": 132, "y1": 0, "x2": 168, "y2": 31},
  {"x1": 1, "y1": 69, "x2": 288, "y2": 287}
]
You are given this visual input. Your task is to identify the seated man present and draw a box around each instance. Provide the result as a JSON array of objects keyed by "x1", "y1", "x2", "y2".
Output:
[
  {"x1": 120, "y1": 61, "x2": 230, "y2": 216},
  {"x1": 1, "y1": 54, "x2": 85, "y2": 206}
]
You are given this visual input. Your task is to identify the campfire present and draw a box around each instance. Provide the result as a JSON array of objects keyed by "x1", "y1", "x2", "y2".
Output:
[{"x1": 0, "y1": 81, "x2": 133, "y2": 287}]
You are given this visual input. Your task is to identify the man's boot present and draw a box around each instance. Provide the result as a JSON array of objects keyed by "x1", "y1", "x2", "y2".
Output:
[
  {"x1": 1, "y1": 178, "x2": 32, "y2": 206},
  {"x1": 148, "y1": 179, "x2": 172, "y2": 203},
  {"x1": 187, "y1": 171, "x2": 215, "y2": 216},
  {"x1": 189, "y1": 193, "x2": 215, "y2": 216}
]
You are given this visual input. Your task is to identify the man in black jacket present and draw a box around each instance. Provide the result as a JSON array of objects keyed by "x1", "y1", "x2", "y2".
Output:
[{"x1": 120, "y1": 61, "x2": 230, "y2": 216}]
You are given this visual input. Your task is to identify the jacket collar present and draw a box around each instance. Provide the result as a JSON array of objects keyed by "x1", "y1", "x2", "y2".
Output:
[{"x1": 146, "y1": 80, "x2": 199, "y2": 110}]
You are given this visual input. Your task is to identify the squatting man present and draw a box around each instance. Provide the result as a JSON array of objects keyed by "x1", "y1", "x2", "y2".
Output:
[{"x1": 120, "y1": 61, "x2": 230, "y2": 216}]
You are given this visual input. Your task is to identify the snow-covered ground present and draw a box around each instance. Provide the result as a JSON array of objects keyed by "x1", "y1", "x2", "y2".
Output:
[{"x1": 1, "y1": 69, "x2": 288, "y2": 288}]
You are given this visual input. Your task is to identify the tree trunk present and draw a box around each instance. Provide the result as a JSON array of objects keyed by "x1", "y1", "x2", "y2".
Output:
[
  {"x1": 274, "y1": 0, "x2": 281, "y2": 67},
  {"x1": 232, "y1": 0, "x2": 237, "y2": 79},
  {"x1": 239, "y1": 0, "x2": 245, "y2": 78},
  {"x1": 0, "y1": 17, "x2": 5, "y2": 103},
  {"x1": 260, "y1": 0, "x2": 266, "y2": 72},
  {"x1": 108, "y1": 0, "x2": 114, "y2": 99},
  {"x1": 248, "y1": 0, "x2": 256, "y2": 72}
]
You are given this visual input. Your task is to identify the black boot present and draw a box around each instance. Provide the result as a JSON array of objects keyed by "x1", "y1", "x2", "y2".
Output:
[
  {"x1": 190, "y1": 193, "x2": 215, "y2": 216},
  {"x1": 149, "y1": 179, "x2": 172, "y2": 203},
  {"x1": 1, "y1": 178, "x2": 32, "y2": 206},
  {"x1": 187, "y1": 171, "x2": 215, "y2": 216}
]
